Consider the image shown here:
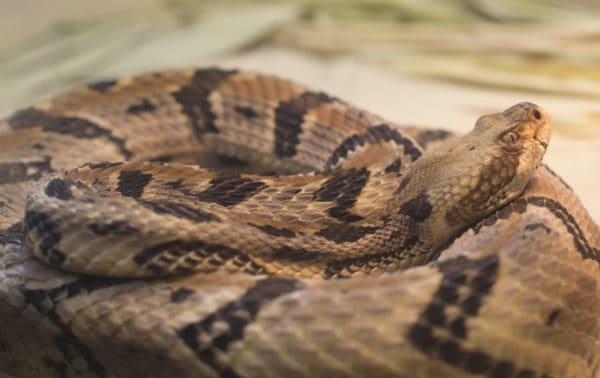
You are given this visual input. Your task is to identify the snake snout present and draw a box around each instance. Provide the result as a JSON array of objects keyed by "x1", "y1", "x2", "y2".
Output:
[
  {"x1": 506, "y1": 102, "x2": 551, "y2": 150},
  {"x1": 507, "y1": 102, "x2": 547, "y2": 124},
  {"x1": 518, "y1": 102, "x2": 548, "y2": 125},
  {"x1": 525, "y1": 104, "x2": 551, "y2": 150}
]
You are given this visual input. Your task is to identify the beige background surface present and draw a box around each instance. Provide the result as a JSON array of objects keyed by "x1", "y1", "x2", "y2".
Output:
[{"x1": 1, "y1": 0, "x2": 598, "y2": 220}]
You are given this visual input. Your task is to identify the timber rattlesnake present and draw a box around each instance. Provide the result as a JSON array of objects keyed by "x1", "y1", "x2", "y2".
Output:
[{"x1": 0, "y1": 68, "x2": 598, "y2": 377}]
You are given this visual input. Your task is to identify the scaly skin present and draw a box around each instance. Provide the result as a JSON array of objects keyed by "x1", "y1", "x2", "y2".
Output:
[
  {"x1": 0, "y1": 69, "x2": 597, "y2": 378},
  {"x1": 23, "y1": 103, "x2": 549, "y2": 279}
]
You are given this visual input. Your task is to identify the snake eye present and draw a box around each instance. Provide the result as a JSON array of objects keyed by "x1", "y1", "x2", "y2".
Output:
[{"x1": 501, "y1": 131, "x2": 519, "y2": 145}]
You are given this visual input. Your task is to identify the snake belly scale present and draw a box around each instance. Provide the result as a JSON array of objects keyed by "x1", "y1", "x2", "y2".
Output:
[{"x1": 0, "y1": 68, "x2": 598, "y2": 378}]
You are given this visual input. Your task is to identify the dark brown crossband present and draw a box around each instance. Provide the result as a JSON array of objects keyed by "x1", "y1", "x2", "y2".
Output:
[
  {"x1": 178, "y1": 277, "x2": 302, "y2": 377},
  {"x1": 313, "y1": 167, "x2": 370, "y2": 222},
  {"x1": 126, "y1": 98, "x2": 156, "y2": 114},
  {"x1": 137, "y1": 200, "x2": 220, "y2": 223},
  {"x1": 399, "y1": 191, "x2": 433, "y2": 222},
  {"x1": 171, "y1": 68, "x2": 238, "y2": 137},
  {"x1": 274, "y1": 91, "x2": 337, "y2": 158},
  {"x1": 23, "y1": 211, "x2": 66, "y2": 266},
  {"x1": 23, "y1": 276, "x2": 129, "y2": 377},
  {"x1": 195, "y1": 175, "x2": 267, "y2": 207},
  {"x1": 8, "y1": 107, "x2": 133, "y2": 158},
  {"x1": 325, "y1": 124, "x2": 422, "y2": 169},
  {"x1": 0, "y1": 158, "x2": 52, "y2": 184},
  {"x1": 133, "y1": 239, "x2": 259, "y2": 275},
  {"x1": 117, "y1": 170, "x2": 153, "y2": 199},
  {"x1": 315, "y1": 224, "x2": 379, "y2": 243},
  {"x1": 407, "y1": 255, "x2": 544, "y2": 377},
  {"x1": 414, "y1": 129, "x2": 453, "y2": 148},
  {"x1": 45, "y1": 178, "x2": 88, "y2": 201}
]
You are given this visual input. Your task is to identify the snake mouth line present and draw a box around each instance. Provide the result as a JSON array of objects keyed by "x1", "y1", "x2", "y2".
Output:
[{"x1": 540, "y1": 141, "x2": 548, "y2": 149}]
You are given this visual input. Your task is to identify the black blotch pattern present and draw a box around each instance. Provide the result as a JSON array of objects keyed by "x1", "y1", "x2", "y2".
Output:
[
  {"x1": 171, "y1": 288, "x2": 195, "y2": 303},
  {"x1": 88, "y1": 79, "x2": 118, "y2": 92},
  {"x1": 23, "y1": 276, "x2": 126, "y2": 310},
  {"x1": 126, "y1": 98, "x2": 156, "y2": 114},
  {"x1": 323, "y1": 222, "x2": 422, "y2": 279},
  {"x1": 321, "y1": 221, "x2": 422, "y2": 278},
  {"x1": 315, "y1": 224, "x2": 379, "y2": 243},
  {"x1": 0, "y1": 222, "x2": 22, "y2": 246},
  {"x1": 171, "y1": 68, "x2": 238, "y2": 138},
  {"x1": 165, "y1": 180, "x2": 183, "y2": 189},
  {"x1": 384, "y1": 159, "x2": 403, "y2": 174},
  {"x1": 134, "y1": 239, "x2": 257, "y2": 276},
  {"x1": 149, "y1": 155, "x2": 174, "y2": 163},
  {"x1": 84, "y1": 161, "x2": 124, "y2": 170},
  {"x1": 546, "y1": 309, "x2": 560, "y2": 326},
  {"x1": 229, "y1": 254, "x2": 266, "y2": 275},
  {"x1": 490, "y1": 362, "x2": 516, "y2": 378},
  {"x1": 196, "y1": 175, "x2": 267, "y2": 207},
  {"x1": 0, "y1": 158, "x2": 52, "y2": 184},
  {"x1": 134, "y1": 240, "x2": 207, "y2": 266},
  {"x1": 313, "y1": 167, "x2": 370, "y2": 222},
  {"x1": 523, "y1": 223, "x2": 551, "y2": 233},
  {"x1": 23, "y1": 277, "x2": 128, "y2": 377},
  {"x1": 414, "y1": 129, "x2": 453, "y2": 148},
  {"x1": 138, "y1": 200, "x2": 220, "y2": 223},
  {"x1": 45, "y1": 178, "x2": 75, "y2": 200},
  {"x1": 117, "y1": 170, "x2": 153, "y2": 198},
  {"x1": 399, "y1": 191, "x2": 433, "y2": 222},
  {"x1": 274, "y1": 91, "x2": 336, "y2": 158},
  {"x1": 7, "y1": 107, "x2": 132, "y2": 158},
  {"x1": 270, "y1": 246, "x2": 322, "y2": 262},
  {"x1": 216, "y1": 154, "x2": 249, "y2": 168},
  {"x1": 48, "y1": 322, "x2": 106, "y2": 378},
  {"x1": 473, "y1": 199, "x2": 527, "y2": 231},
  {"x1": 396, "y1": 175, "x2": 412, "y2": 194},
  {"x1": 47, "y1": 250, "x2": 66, "y2": 265},
  {"x1": 250, "y1": 224, "x2": 295, "y2": 238},
  {"x1": 325, "y1": 123, "x2": 422, "y2": 169},
  {"x1": 23, "y1": 211, "x2": 65, "y2": 266},
  {"x1": 234, "y1": 105, "x2": 258, "y2": 118},
  {"x1": 401, "y1": 233, "x2": 420, "y2": 251},
  {"x1": 178, "y1": 278, "x2": 301, "y2": 377},
  {"x1": 7, "y1": 107, "x2": 46, "y2": 128},
  {"x1": 406, "y1": 255, "x2": 539, "y2": 376},
  {"x1": 88, "y1": 221, "x2": 139, "y2": 235}
]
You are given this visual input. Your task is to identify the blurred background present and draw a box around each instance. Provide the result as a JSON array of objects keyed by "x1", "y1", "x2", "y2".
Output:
[{"x1": 1, "y1": 0, "x2": 599, "y2": 220}]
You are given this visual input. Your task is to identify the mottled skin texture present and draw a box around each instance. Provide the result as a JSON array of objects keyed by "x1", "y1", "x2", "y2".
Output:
[{"x1": 0, "y1": 68, "x2": 598, "y2": 378}]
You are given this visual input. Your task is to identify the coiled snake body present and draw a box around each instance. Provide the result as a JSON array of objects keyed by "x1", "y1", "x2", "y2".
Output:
[{"x1": 0, "y1": 68, "x2": 598, "y2": 377}]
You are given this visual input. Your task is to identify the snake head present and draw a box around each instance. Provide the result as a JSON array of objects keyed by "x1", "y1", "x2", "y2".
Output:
[
  {"x1": 424, "y1": 102, "x2": 551, "y2": 235},
  {"x1": 473, "y1": 102, "x2": 551, "y2": 191},
  {"x1": 475, "y1": 101, "x2": 550, "y2": 157},
  {"x1": 458, "y1": 102, "x2": 551, "y2": 218}
]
